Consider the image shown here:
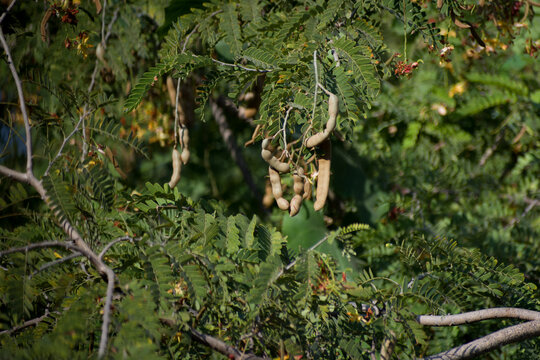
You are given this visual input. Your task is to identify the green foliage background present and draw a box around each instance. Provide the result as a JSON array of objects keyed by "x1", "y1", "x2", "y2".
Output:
[{"x1": 0, "y1": 0, "x2": 538, "y2": 359}]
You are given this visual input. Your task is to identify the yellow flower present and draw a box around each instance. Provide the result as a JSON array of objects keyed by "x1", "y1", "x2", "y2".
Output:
[
  {"x1": 448, "y1": 81, "x2": 467, "y2": 97},
  {"x1": 76, "y1": 32, "x2": 93, "y2": 59}
]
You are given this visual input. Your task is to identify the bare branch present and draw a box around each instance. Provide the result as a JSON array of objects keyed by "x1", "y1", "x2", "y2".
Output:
[
  {"x1": 274, "y1": 234, "x2": 330, "y2": 280},
  {"x1": 0, "y1": 309, "x2": 53, "y2": 336},
  {"x1": 99, "y1": 236, "x2": 137, "y2": 259},
  {"x1": 0, "y1": 241, "x2": 82, "y2": 257},
  {"x1": 98, "y1": 270, "x2": 115, "y2": 358},
  {"x1": 31, "y1": 252, "x2": 82, "y2": 277},
  {"x1": 417, "y1": 308, "x2": 540, "y2": 326},
  {"x1": 190, "y1": 327, "x2": 268, "y2": 360},
  {"x1": 0, "y1": 164, "x2": 28, "y2": 183},
  {"x1": 210, "y1": 58, "x2": 272, "y2": 73},
  {"x1": 0, "y1": 0, "x2": 18, "y2": 25},
  {"x1": 210, "y1": 98, "x2": 263, "y2": 204},
  {"x1": 0, "y1": 25, "x2": 33, "y2": 174},
  {"x1": 419, "y1": 320, "x2": 540, "y2": 360}
]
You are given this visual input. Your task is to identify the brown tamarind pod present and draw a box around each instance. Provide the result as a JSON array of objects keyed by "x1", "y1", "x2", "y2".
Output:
[
  {"x1": 166, "y1": 76, "x2": 177, "y2": 106},
  {"x1": 289, "y1": 172, "x2": 304, "y2": 216},
  {"x1": 180, "y1": 128, "x2": 190, "y2": 164},
  {"x1": 289, "y1": 195, "x2": 303, "y2": 216},
  {"x1": 437, "y1": 0, "x2": 443, "y2": 8},
  {"x1": 303, "y1": 180, "x2": 312, "y2": 200},
  {"x1": 40, "y1": 8, "x2": 55, "y2": 43},
  {"x1": 305, "y1": 93, "x2": 338, "y2": 148},
  {"x1": 168, "y1": 148, "x2": 182, "y2": 188},
  {"x1": 314, "y1": 140, "x2": 331, "y2": 211},
  {"x1": 268, "y1": 167, "x2": 289, "y2": 210},
  {"x1": 262, "y1": 179, "x2": 274, "y2": 208},
  {"x1": 293, "y1": 173, "x2": 304, "y2": 195},
  {"x1": 261, "y1": 139, "x2": 290, "y2": 173}
]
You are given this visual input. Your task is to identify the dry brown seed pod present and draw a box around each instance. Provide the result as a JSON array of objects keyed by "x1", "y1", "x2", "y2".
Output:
[
  {"x1": 303, "y1": 180, "x2": 312, "y2": 200},
  {"x1": 268, "y1": 167, "x2": 289, "y2": 210},
  {"x1": 289, "y1": 194, "x2": 302, "y2": 216},
  {"x1": 314, "y1": 140, "x2": 331, "y2": 211},
  {"x1": 262, "y1": 179, "x2": 274, "y2": 208},
  {"x1": 40, "y1": 8, "x2": 55, "y2": 43},
  {"x1": 166, "y1": 76, "x2": 176, "y2": 106},
  {"x1": 261, "y1": 139, "x2": 290, "y2": 173},
  {"x1": 180, "y1": 128, "x2": 190, "y2": 164},
  {"x1": 168, "y1": 148, "x2": 182, "y2": 188},
  {"x1": 305, "y1": 93, "x2": 338, "y2": 148}
]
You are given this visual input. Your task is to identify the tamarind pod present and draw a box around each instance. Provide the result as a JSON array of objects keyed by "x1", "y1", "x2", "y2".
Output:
[
  {"x1": 293, "y1": 174, "x2": 304, "y2": 195},
  {"x1": 261, "y1": 139, "x2": 290, "y2": 173},
  {"x1": 277, "y1": 197, "x2": 290, "y2": 211},
  {"x1": 168, "y1": 148, "x2": 182, "y2": 188},
  {"x1": 303, "y1": 180, "x2": 312, "y2": 200},
  {"x1": 268, "y1": 167, "x2": 289, "y2": 210},
  {"x1": 94, "y1": 0, "x2": 103, "y2": 14},
  {"x1": 180, "y1": 149, "x2": 190, "y2": 164},
  {"x1": 40, "y1": 8, "x2": 55, "y2": 42},
  {"x1": 314, "y1": 140, "x2": 331, "y2": 211},
  {"x1": 305, "y1": 93, "x2": 338, "y2": 148},
  {"x1": 437, "y1": 0, "x2": 443, "y2": 8},
  {"x1": 268, "y1": 167, "x2": 283, "y2": 199},
  {"x1": 166, "y1": 76, "x2": 176, "y2": 106},
  {"x1": 180, "y1": 128, "x2": 190, "y2": 164},
  {"x1": 289, "y1": 194, "x2": 303, "y2": 217},
  {"x1": 262, "y1": 179, "x2": 274, "y2": 208}
]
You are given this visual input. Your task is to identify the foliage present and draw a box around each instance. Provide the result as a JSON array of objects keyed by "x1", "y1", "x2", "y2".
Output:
[{"x1": 0, "y1": 0, "x2": 539, "y2": 359}]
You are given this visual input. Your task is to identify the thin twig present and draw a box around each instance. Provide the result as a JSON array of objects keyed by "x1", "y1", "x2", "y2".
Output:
[
  {"x1": 0, "y1": 25, "x2": 33, "y2": 174},
  {"x1": 0, "y1": 310, "x2": 52, "y2": 336},
  {"x1": 274, "y1": 234, "x2": 330, "y2": 280},
  {"x1": 0, "y1": 241, "x2": 82, "y2": 257},
  {"x1": 210, "y1": 58, "x2": 272, "y2": 73},
  {"x1": 98, "y1": 236, "x2": 136, "y2": 259},
  {"x1": 0, "y1": 0, "x2": 17, "y2": 25},
  {"x1": 31, "y1": 252, "x2": 82, "y2": 277},
  {"x1": 45, "y1": 108, "x2": 91, "y2": 176}
]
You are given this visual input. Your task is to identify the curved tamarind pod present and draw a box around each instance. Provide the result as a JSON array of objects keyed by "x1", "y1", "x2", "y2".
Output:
[
  {"x1": 303, "y1": 180, "x2": 312, "y2": 200},
  {"x1": 314, "y1": 140, "x2": 331, "y2": 211},
  {"x1": 289, "y1": 194, "x2": 303, "y2": 216},
  {"x1": 268, "y1": 167, "x2": 289, "y2": 210},
  {"x1": 289, "y1": 173, "x2": 304, "y2": 216},
  {"x1": 180, "y1": 128, "x2": 190, "y2": 164},
  {"x1": 305, "y1": 93, "x2": 338, "y2": 148},
  {"x1": 293, "y1": 173, "x2": 304, "y2": 195},
  {"x1": 261, "y1": 139, "x2": 290, "y2": 173},
  {"x1": 168, "y1": 148, "x2": 182, "y2": 188}
]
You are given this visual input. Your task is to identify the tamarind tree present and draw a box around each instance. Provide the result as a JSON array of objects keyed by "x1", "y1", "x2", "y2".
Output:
[{"x1": 0, "y1": 0, "x2": 539, "y2": 359}]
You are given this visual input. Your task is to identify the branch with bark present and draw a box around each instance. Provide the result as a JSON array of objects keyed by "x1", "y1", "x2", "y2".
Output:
[
  {"x1": 0, "y1": 7, "x2": 117, "y2": 357},
  {"x1": 417, "y1": 308, "x2": 540, "y2": 360}
]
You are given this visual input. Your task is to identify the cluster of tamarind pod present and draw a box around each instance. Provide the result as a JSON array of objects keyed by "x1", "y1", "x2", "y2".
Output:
[{"x1": 261, "y1": 88, "x2": 337, "y2": 216}]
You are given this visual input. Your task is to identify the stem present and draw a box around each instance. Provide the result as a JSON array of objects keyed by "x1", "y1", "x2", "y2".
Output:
[{"x1": 0, "y1": 25, "x2": 33, "y2": 175}]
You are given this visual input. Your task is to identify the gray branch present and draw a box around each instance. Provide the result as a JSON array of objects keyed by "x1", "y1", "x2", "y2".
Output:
[
  {"x1": 419, "y1": 320, "x2": 540, "y2": 360},
  {"x1": 417, "y1": 308, "x2": 540, "y2": 326},
  {"x1": 0, "y1": 309, "x2": 53, "y2": 336},
  {"x1": 190, "y1": 327, "x2": 268, "y2": 360}
]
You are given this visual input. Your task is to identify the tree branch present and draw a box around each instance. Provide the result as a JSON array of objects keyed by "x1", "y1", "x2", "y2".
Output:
[
  {"x1": 419, "y1": 320, "x2": 540, "y2": 360},
  {"x1": 190, "y1": 327, "x2": 268, "y2": 360},
  {"x1": 31, "y1": 252, "x2": 82, "y2": 277},
  {"x1": 0, "y1": 164, "x2": 28, "y2": 183},
  {"x1": 209, "y1": 98, "x2": 263, "y2": 205},
  {"x1": 0, "y1": 240, "x2": 82, "y2": 257},
  {"x1": 0, "y1": 24, "x2": 33, "y2": 174},
  {"x1": 0, "y1": 0, "x2": 18, "y2": 25},
  {"x1": 98, "y1": 236, "x2": 137, "y2": 259},
  {"x1": 417, "y1": 308, "x2": 540, "y2": 326},
  {"x1": 0, "y1": 309, "x2": 53, "y2": 336}
]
